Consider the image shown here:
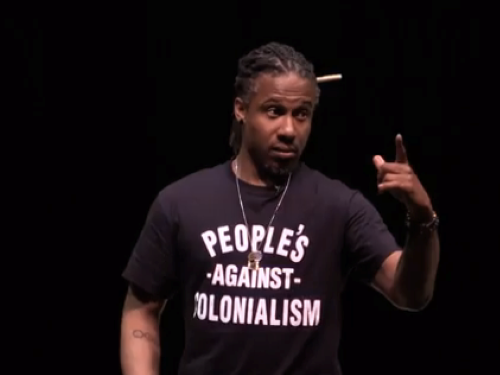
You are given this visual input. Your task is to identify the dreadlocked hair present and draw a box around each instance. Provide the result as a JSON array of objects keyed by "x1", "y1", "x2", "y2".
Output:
[{"x1": 229, "y1": 42, "x2": 319, "y2": 155}]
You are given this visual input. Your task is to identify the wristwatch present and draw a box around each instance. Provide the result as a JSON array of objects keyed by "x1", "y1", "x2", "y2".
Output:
[{"x1": 405, "y1": 211, "x2": 439, "y2": 232}]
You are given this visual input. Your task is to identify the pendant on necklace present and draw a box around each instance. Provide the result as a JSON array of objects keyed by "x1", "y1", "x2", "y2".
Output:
[{"x1": 247, "y1": 250, "x2": 262, "y2": 270}]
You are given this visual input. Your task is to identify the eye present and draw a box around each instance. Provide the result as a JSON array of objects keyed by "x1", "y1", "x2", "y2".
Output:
[
  {"x1": 267, "y1": 107, "x2": 281, "y2": 118},
  {"x1": 295, "y1": 109, "x2": 311, "y2": 120}
]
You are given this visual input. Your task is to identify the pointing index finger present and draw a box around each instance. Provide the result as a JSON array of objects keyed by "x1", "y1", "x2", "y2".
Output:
[{"x1": 395, "y1": 134, "x2": 408, "y2": 164}]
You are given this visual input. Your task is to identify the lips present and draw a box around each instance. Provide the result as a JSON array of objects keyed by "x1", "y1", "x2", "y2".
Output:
[{"x1": 270, "y1": 147, "x2": 297, "y2": 158}]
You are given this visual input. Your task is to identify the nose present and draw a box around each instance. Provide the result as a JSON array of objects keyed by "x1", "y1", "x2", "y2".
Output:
[{"x1": 277, "y1": 116, "x2": 296, "y2": 144}]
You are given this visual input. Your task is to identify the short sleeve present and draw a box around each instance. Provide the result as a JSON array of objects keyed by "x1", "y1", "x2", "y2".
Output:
[
  {"x1": 122, "y1": 195, "x2": 179, "y2": 299},
  {"x1": 344, "y1": 191, "x2": 400, "y2": 283}
]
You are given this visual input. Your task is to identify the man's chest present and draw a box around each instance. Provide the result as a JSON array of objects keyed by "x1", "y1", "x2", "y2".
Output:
[
  {"x1": 175, "y1": 196, "x2": 346, "y2": 289},
  {"x1": 174, "y1": 196, "x2": 347, "y2": 329}
]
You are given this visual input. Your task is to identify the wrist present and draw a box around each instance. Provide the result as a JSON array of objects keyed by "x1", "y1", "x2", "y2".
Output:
[
  {"x1": 405, "y1": 207, "x2": 439, "y2": 233},
  {"x1": 407, "y1": 204, "x2": 434, "y2": 223}
]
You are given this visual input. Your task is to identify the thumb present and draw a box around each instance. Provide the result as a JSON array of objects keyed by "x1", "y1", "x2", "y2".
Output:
[{"x1": 372, "y1": 155, "x2": 385, "y2": 170}]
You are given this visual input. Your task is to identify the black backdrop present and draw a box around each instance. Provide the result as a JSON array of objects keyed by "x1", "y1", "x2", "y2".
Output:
[{"x1": 9, "y1": 1, "x2": 496, "y2": 374}]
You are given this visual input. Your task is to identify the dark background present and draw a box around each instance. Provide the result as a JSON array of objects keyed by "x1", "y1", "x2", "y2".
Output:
[{"x1": 8, "y1": 1, "x2": 497, "y2": 374}]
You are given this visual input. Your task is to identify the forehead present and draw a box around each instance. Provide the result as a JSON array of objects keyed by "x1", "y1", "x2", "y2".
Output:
[{"x1": 251, "y1": 73, "x2": 316, "y2": 105}]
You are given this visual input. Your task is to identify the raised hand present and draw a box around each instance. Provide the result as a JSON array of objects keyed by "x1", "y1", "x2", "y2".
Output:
[{"x1": 373, "y1": 134, "x2": 433, "y2": 219}]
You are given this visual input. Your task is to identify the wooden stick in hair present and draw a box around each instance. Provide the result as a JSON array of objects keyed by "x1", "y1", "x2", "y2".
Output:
[{"x1": 316, "y1": 74, "x2": 342, "y2": 83}]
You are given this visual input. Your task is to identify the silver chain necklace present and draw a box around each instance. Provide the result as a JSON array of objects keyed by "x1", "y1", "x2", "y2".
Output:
[{"x1": 234, "y1": 160, "x2": 291, "y2": 270}]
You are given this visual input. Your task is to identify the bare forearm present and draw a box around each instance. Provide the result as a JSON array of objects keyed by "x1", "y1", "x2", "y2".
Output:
[
  {"x1": 395, "y1": 227, "x2": 440, "y2": 309},
  {"x1": 121, "y1": 313, "x2": 161, "y2": 375}
]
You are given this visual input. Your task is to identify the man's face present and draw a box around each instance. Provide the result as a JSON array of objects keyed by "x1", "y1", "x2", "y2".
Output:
[{"x1": 235, "y1": 72, "x2": 316, "y2": 177}]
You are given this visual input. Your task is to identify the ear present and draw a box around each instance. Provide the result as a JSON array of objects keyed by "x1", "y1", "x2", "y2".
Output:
[{"x1": 234, "y1": 97, "x2": 246, "y2": 123}]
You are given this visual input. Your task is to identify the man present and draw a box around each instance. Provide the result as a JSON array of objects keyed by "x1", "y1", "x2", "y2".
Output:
[{"x1": 120, "y1": 42, "x2": 440, "y2": 375}]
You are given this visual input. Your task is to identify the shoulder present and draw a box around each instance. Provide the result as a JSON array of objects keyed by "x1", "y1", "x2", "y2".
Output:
[
  {"x1": 292, "y1": 163, "x2": 368, "y2": 223},
  {"x1": 298, "y1": 163, "x2": 358, "y2": 203},
  {"x1": 156, "y1": 162, "x2": 230, "y2": 212}
]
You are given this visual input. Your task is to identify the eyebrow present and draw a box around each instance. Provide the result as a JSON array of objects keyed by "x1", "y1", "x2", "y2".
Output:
[{"x1": 261, "y1": 98, "x2": 314, "y2": 107}]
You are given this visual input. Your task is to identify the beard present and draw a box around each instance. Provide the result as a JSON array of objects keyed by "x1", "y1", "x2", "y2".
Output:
[{"x1": 247, "y1": 144, "x2": 300, "y2": 185}]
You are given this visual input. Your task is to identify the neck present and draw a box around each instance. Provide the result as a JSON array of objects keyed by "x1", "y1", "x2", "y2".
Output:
[
  {"x1": 233, "y1": 149, "x2": 266, "y2": 186},
  {"x1": 233, "y1": 149, "x2": 287, "y2": 188}
]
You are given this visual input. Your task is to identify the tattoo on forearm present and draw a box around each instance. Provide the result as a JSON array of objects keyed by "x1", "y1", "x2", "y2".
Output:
[{"x1": 132, "y1": 330, "x2": 158, "y2": 344}]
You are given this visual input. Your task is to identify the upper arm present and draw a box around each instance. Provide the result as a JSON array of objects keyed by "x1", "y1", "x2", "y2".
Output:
[
  {"x1": 123, "y1": 283, "x2": 167, "y2": 317},
  {"x1": 122, "y1": 194, "x2": 179, "y2": 301},
  {"x1": 371, "y1": 250, "x2": 402, "y2": 300},
  {"x1": 344, "y1": 191, "x2": 401, "y2": 285}
]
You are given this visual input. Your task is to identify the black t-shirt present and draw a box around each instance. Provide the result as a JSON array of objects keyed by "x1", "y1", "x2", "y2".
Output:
[{"x1": 122, "y1": 161, "x2": 399, "y2": 375}]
